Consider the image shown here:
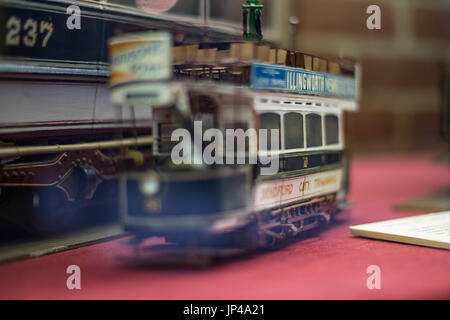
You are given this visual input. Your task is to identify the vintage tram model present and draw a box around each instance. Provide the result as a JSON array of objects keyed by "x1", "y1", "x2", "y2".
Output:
[{"x1": 110, "y1": 31, "x2": 359, "y2": 250}]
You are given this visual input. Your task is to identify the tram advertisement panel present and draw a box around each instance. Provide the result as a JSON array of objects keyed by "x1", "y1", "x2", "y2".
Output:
[
  {"x1": 250, "y1": 62, "x2": 357, "y2": 99},
  {"x1": 252, "y1": 169, "x2": 343, "y2": 211}
]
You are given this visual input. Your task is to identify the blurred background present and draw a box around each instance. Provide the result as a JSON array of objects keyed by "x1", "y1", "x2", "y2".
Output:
[{"x1": 152, "y1": 0, "x2": 450, "y2": 155}]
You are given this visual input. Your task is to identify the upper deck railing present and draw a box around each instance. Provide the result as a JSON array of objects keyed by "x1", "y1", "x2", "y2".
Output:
[{"x1": 171, "y1": 42, "x2": 357, "y2": 100}]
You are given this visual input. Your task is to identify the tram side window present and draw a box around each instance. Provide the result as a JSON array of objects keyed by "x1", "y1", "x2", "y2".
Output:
[
  {"x1": 259, "y1": 113, "x2": 281, "y2": 151},
  {"x1": 284, "y1": 112, "x2": 304, "y2": 149},
  {"x1": 325, "y1": 114, "x2": 340, "y2": 145},
  {"x1": 306, "y1": 113, "x2": 322, "y2": 148}
]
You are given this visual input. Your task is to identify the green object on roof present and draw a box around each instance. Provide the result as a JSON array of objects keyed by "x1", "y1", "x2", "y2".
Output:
[{"x1": 242, "y1": 0, "x2": 264, "y2": 40}]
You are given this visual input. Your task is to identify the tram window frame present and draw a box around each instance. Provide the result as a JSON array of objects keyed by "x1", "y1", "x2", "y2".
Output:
[
  {"x1": 305, "y1": 113, "x2": 323, "y2": 148},
  {"x1": 283, "y1": 112, "x2": 304, "y2": 150},
  {"x1": 324, "y1": 114, "x2": 340, "y2": 146},
  {"x1": 258, "y1": 112, "x2": 281, "y2": 151}
]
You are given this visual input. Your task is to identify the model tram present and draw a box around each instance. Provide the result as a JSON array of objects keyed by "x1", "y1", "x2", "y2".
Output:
[{"x1": 110, "y1": 31, "x2": 358, "y2": 249}]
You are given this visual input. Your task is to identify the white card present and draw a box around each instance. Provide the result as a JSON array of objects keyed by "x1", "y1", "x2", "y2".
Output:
[{"x1": 350, "y1": 211, "x2": 450, "y2": 250}]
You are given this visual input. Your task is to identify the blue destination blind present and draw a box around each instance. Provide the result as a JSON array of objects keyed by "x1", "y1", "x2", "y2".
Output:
[{"x1": 250, "y1": 62, "x2": 357, "y2": 99}]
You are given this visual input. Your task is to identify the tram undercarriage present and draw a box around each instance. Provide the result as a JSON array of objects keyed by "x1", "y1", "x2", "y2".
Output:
[{"x1": 127, "y1": 192, "x2": 341, "y2": 253}]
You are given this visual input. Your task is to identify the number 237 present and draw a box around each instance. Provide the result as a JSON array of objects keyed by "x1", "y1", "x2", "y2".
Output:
[{"x1": 5, "y1": 16, "x2": 53, "y2": 48}]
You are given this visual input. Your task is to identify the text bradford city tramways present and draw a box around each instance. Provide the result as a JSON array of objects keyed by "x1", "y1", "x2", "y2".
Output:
[{"x1": 109, "y1": 1, "x2": 359, "y2": 250}]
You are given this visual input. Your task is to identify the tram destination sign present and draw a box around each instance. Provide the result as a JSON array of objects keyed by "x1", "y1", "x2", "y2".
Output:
[{"x1": 250, "y1": 62, "x2": 357, "y2": 99}]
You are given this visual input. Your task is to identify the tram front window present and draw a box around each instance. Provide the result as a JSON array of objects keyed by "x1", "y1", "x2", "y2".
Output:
[{"x1": 190, "y1": 95, "x2": 218, "y2": 130}]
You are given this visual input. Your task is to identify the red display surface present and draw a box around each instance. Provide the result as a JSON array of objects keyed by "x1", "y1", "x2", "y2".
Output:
[{"x1": 0, "y1": 154, "x2": 449, "y2": 299}]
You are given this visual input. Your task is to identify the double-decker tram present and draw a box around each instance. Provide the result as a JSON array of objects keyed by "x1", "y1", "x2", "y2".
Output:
[{"x1": 110, "y1": 31, "x2": 358, "y2": 250}]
